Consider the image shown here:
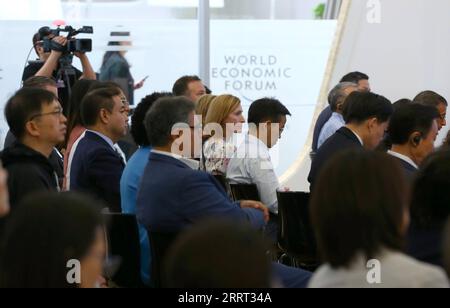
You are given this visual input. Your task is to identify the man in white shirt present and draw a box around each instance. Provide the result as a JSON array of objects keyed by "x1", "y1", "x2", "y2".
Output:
[
  {"x1": 227, "y1": 98, "x2": 291, "y2": 240},
  {"x1": 387, "y1": 103, "x2": 439, "y2": 181}
]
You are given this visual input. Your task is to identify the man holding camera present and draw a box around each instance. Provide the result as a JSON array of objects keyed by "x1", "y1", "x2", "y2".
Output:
[{"x1": 22, "y1": 30, "x2": 96, "y2": 114}]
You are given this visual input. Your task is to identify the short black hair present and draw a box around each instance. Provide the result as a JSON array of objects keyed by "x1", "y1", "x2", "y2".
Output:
[
  {"x1": 340, "y1": 71, "x2": 369, "y2": 83},
  {"x1": 4, "y1": 88, "x2": 57, "y2": 140},
  {"x1": 343, "y1": 91, "x2": 393, "y2": 124},
  {"x1": 411, "y1": 149, "x2": 450, "y2": 229},
  {"x1": 311, "y1": 150, "x2": 408, "y2": 268},
  {"x1": 80, "y1": 87, "x2": 122, "y2": 127},
  {"x1": 165, "y1": 220, "x2": 271, "y2": 288},
  {"x1": 248, "y1": 98, "x2": 291, "y2": 125},
  {"x1": 23, "y1": 76, "x2": 57, "y2": 89},
  {"x1": 145, "y1": 96, "x2": 195, "y2": 147},
  {"x1": 131, "y1": 92, "x2": 173, "y2": 146},
  {"x1": 0, "y1": 192, "x2": 104, "y2": 288},
  {"x1": 388, "y1": 104, "x2": 439, "y2": 145},
  {"x1": 413, "y1": 91, "x2": 448, "y2": 107},
  {"x1": 172, "y1": 75, "x2": 202, "y2": 96}
]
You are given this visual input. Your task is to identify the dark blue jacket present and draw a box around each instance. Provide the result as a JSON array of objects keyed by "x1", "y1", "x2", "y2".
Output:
[
  {"x1": 136, "y1": 152, "x2": 265, "y2": 233},
  {"x1": 308, "y1": 127, "x2": 363, "y2": 188},
  {"x1": 312, "y1": 106, "x2": 333, "y2": 152},
  {"x1": 70, "y1": 131, "x2": 125, "y2": 212}
]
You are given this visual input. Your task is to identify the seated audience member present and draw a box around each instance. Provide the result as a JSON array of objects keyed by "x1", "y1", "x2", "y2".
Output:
[
  {"x1": 120, "y1": 92, "x2": 173, "y2": 286},
  {"x1": 227, "y1": 98, "x2": 291, "y2": 240},
  {"x1": 165, "y1": 220, "x2": 272, "y2": 288},
  {"x1": 203, "y1": 94, "x2": 244, "y2": 175},
  {"x1": 69, "y1": 87, "x2": 129, "y2": 212},
  {"x1": 0, "y1": 193, "x2": 105, "y2": 288},
  {"x1": 414, "y1": 90, "x2": 448, "y2": 131},
  {"x1": 137, "y1": 96, "x2": 268, "y2": 233},
  {"x1": 312, "y1": 72, "x2": 370, "y2": 153},
  {"x1": 308, "y1": 91, "x2": 393, "y2": 188},
  {"x1": 0, "y1": 165, "x2": 10, "y2": 232},
  {"x1": 309, "y1": 150, "x2": 449, "y2": 288},
  {"x1": 317, "y1": 82, "x2": 358, "y2": 149},
  {"x1": 195, "y1": 94, "x2": 217, "y2": 126},
  {"x1": 408, "y1": 150, "x2": 450, "y2": 267},
  {"x1": 1, "y1": 88, "x2": 66, "y2": 207},
  {"x1": 376, "y1": 99, "x2": 413, "y2": 152},
  {"x1": 165, "y1": 220, "x2": 311, "y2": 288},
  {"x1": 4, "y1": 76, "x2": 64, "y2": 186},
  {"x1": 387, "y1": 104, "x2": 439, "y2": 181},
  {"x1": 172, "y1": 75, "x2": 206, "y2": 102}
]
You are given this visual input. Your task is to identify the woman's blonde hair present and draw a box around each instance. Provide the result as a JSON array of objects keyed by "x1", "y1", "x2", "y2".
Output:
[
  {"x1": 196, "y1": 94, "x2": 217, "y2": 125},
  {"x1": 204, "y1": 94, "x2": 241, "y2": 129}
]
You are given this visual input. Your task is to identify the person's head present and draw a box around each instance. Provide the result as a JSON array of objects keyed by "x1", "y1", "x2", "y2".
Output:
[
  {"x1": 328, "y1": 82, "x2": 359, "y2": 113},
  {"x1": 195, "y1": 94, "x2": 217, "y2": 125},
  {"x1": 145, "y1": 96, "x2": 199, "y2": 158},
  {"x1": 204, "y1": 94, "x2": 244, "y2": 138},
  {"x1": 388, "y1": 104, "x2": 439, "y2": 165},
  {"x1": 410, "y1": 150, "x2": 450, "y2": 230},
  {"x1": 80, "y1": 87, "x2": 129, "y2": 143},
  {"x1": 0, "y1": 165, "x2": 9, "y2": 218},
  {"x1": 343, "y1": 91, "x2": 393, "y2": 150},
  {"x1": 0, "y1": 192, "x2": 105, "y2": 288},
  {"x1": 32, "y1": 31, "x2": 50, "y2": 61},
  {"x1": 130, "y1": 92, "x2": 173, "y2": 147},
  {"x1": 340, "y1": 71, "x2": 370, "y2": 92},
  {"x1": 311, "y1": 150, "x2": 409, "y2": 268},
  {"x1": 165, "y1": 220, "x2": 271, "y2": 288},
  {"x1": 65, "y1": 79, "x2": 100, "y2": 146},
  {"x1": 102, "y1": 31, "x2": 132, "y2": 64},
  {"x1": 413, "y1": 91, "x2": 448, "y2": 130},
  {"x1": 172, "y1": 75, "x2": 206, "y2": 102},
  {"x1": 247, "y1": 98, "x2": 291, "y2": 148},
  {"x1": 4, "y1": 88, "x2": 67, "y2": 149},
  {"x1": 22, "y1": 76, "x2": 58, "y2": 97}
]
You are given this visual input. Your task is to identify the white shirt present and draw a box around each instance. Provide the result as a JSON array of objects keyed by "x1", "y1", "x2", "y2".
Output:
[
  {"x1": 387, "y1": 150, "x2": 418, "y2": 169},
  {"x1": 227, "y1": 134, "x2": 280, "y2": 214},
  {"x1": 318, "y1": 112, "x2": 345, "y2": 149},
  {"x1": 151, "y1": 149, "x2": 199, "y2": 170},
  {"x1": 309, "y1": 249, "x2": 449, "y2": 288}
]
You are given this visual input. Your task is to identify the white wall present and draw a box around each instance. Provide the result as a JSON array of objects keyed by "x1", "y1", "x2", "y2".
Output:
[{"x1": 282, "y1": 0, "x2": 450, "y2": 192}]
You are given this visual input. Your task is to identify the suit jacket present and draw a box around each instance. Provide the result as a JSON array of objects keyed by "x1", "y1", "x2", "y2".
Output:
[
  {"x1": 392, "y1": 156, "x2": 418, "y2": 183},
  {"x1": 308, "y1": 127, "x2": 363, "y2": 188},
  {"x1": 69, "y1": 131, "x2": 125, "y2": 212},
  {"x1": 136, "y1": 152, "x2": 265, "y2": 233}
]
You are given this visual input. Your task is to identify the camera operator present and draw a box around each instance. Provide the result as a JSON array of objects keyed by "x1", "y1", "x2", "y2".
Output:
[{"x1": 22, "y1": 31, "x2": 96, "y2": 114}]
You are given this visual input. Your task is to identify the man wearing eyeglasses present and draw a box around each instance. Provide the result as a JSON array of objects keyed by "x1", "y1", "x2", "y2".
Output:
[{"x1": 0, "y1": 88, "x2": 67, "y2": 208}]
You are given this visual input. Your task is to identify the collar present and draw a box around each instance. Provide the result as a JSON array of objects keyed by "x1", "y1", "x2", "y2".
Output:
[
  {"x1": 346, "y1": 127, "x2": 364, "y2": 146},
  {"x1": 151, "y1": 150, "x2": 199, "y2": 170},
  {"x1": 86, "y1": 130, "x2": 115, "y2": 150},
  {"x1": 388, "y1": 150, "x2": 418, "y2": 169}
]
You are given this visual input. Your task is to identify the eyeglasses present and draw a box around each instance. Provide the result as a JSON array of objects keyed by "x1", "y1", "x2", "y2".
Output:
[
  {"x1": 28, "y1": 108, "x2": 64, "y2": 122},
  {"x1": 440, "y1": 113, "x2": 447, "y2": 121}
]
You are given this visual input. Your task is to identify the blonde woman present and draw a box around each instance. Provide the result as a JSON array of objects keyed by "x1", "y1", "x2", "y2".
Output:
[
  {"x1": 202, "y1": 94, "x2": 245, "y2": 175},
  {"x1": 196, "y1": 94, "x2": 217, "y2": 126}
]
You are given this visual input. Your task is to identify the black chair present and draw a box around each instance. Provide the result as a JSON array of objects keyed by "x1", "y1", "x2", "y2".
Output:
[
  {"x1": 230, "y1": 183, "x2": 260, "y2": 202},
  {"x1": 276, "y1": 192, "x2": 319, "y2": 271},
  {"x1": 103, "y1": 213, "x2": 145, "y2": 287},
  {"x1": 148, "y1": 231, "x2": 179, "y2": 288}
]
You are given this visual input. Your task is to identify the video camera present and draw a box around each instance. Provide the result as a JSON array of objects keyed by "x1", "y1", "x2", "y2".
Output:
[{"x1": 39, "y1": 25, "x2": 93, "y2": 54}]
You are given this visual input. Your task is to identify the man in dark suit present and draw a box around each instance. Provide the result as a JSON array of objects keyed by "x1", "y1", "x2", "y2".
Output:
[
  {"x1": 387, "y1": 104, "x2": 439, "y2": 181},
  {"x1": 69, "y1": 86, "x2": 129, "y2": 212},
  {"x1": 308, "y1": 91, "x2": 393, "y2": 189}
]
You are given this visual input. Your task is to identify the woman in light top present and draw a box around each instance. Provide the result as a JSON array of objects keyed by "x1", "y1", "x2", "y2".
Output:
[
  {"x1": 202, "y1": 94, "x2": 244, "y2": 175},
  {"x1": 308, "y1": 149, "x2": 449, "y2": 288}
]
